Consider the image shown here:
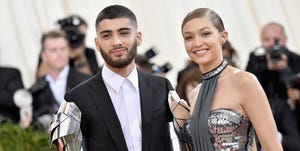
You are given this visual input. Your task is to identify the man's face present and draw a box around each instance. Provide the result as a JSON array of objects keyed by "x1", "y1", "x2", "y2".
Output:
[
  {"x1": 42, "y1": 37, "x2": 70, "y2": 70},
  {"x1": 95, "y1": 18, "x2": 142, "y2": 68},
  {"x1": 261, "y1": 24, "x2": 287, "y2": 50}
]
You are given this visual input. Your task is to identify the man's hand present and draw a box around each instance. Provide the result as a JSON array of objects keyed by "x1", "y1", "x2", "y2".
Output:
[
  {"x1": 266, "y1": 53, "x2": 288, "y2": 71},
  {"x1": 19, "y1": 113, "x2": 32, "y2": 129}
]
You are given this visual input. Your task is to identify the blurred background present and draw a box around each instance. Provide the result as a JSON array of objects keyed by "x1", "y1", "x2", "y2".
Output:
[{"x1": 1, "y1": 0, "x2": 300, "y2": 88}]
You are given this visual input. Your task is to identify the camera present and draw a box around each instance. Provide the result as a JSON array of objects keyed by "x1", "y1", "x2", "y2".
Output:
[
  {"x1": 268, "y1": 39, "x2": 285, "y2": 62},
  {"x1": 57, "y1": 15, "x2": 85, "y2": 49},
  {"x1": 251, "y1": 47, "x2": 267, "y2": 71},
  {"x1": 135, "y1": 47, "x2": 173, "y2": 74},
  {"x1": 144, "y1": 48, "x2": 158, "y2": 60},
  {"x1": 287, "y1": 73, "x2": 300, "y2": 90},
  {"x1": 144, "y1": 48, "x2": 173, "y2": 74},
  {"x1": 152, "y1": 62, "x2": 173, "y2": 74}
]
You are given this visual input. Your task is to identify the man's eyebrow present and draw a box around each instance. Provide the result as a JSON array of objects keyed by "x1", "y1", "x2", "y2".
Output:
[
  {"x1": 118, "y1": 27, "x2": 131, "y2": 32},
  {"x1": 99, "y1": 27, "x2": 131, "y2": 35},
  {"x1": 99, "y1": 30, "x2": 112, "y2": 35}
]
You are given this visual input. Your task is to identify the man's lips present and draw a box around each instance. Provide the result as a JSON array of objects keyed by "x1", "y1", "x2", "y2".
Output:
[{"x1": 110, "y1": 48, "x2": 127, "y2": 55}]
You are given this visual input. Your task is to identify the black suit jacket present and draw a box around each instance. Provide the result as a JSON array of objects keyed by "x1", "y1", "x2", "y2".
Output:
[
  {"x1": 269, "y1": 99, "x2": 300, "y2": 151},
  {"x1": 246, "y1": 48, "x2": 300, "y2": 100},
  {"x1": 32, "y1": 68, "x2": 90, "y2": 119},
  {"x1": 65, "y1": 69, "x2": 173, "y2": 151},
  {"x1": 0, "y1": 67, "x2": 24, "y2": 123}
]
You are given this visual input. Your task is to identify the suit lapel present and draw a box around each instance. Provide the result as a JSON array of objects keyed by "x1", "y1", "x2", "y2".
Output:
[
  {"x1": 66, "y1": 69, "x2": 76, "y2": 89},
  {"x1": 139, "y1": 71, "x2": 153, "y2": 126},
  {"x1": 138, "y1": 71, "x2": 154, "y2": 151},
  {"x1": 88, "y1": 71, "x2": 128, "y2": 151}
]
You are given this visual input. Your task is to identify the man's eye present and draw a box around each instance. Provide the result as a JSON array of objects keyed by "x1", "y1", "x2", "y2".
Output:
[
  {"x1": 101, "y1": 34, "x2": 111, "y2": 39},
  {"x1": 120, "y1": 32, "x2": 130, "y2": 36},
  {"x1": 184, "y1": 36, "x2": 193, "y2": 41}
]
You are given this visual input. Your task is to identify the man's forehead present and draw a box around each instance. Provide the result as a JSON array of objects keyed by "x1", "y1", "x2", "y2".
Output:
[{"x1": 98, "y1": 18, "x2": 134, "y2": 32}]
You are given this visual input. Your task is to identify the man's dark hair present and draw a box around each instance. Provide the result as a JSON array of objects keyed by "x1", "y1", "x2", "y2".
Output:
[{"x1": 95, "y1": 5, "x2": 137, "y2": 31}]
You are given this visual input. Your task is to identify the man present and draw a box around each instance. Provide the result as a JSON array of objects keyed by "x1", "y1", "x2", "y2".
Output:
[
  {"x1": 0, "y1": 67, "x2": 24, "y2": 123},
  {"x1": 29, "y1": 30, "x2": 90, "y2": 130},
  {"x1": 246, "y1": 22, "x2": 300, "y2": 100},
  {"x1": 246, "y1": 22, "x2": 300, "y2": 151},
  {"x1": 36, "y1": 15, "x2": 100, "y2": 79},
  {"x1": 64, "y1": 5, "x2": 173, "y2": 151},
  {"x1": 286, "y1": 74, "x2": 300, "y2": 134}
]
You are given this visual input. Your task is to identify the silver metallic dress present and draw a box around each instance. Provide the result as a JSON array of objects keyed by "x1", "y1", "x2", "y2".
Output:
[{"x1": 180, "y1": 108, "x2": 256, "y2": 151}]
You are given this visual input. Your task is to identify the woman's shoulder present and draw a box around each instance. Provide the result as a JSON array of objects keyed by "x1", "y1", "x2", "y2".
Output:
[
  {"x1": 230, "y1": 67, "x2": 259, "y2": 86},
  {"x1": 228, "y1": 68, "x2": 264, "y2": 100}
]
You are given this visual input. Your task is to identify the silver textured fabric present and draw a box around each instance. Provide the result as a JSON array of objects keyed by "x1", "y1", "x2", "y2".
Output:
[
  {"x1": 49, "y1": 100, "x2": 82, "y2": 151},
  {"x1": 182, "y1": 109, "x2": 256, "y2": 151},
  {"x1": 208, "y1": 109, "x2": 256, "y2": 151}
]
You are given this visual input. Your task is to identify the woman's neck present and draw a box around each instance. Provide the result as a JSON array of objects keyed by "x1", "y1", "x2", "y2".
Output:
[
  {"x1": 201, "y1": 59, "x2": 228, "y2": 80},
  {"x1": 200, "y1": 58, "x2": 223, "y2": 74}
]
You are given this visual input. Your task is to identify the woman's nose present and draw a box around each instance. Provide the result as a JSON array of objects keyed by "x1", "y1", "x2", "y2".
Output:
[{"x1": 194, "y1": 36, "x2": 203, "y2": 47}]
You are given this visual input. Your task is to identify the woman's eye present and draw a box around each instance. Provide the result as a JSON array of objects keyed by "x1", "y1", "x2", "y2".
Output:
[{"x1": 202, "y1": 32, "x2": 211, "y2": 37}]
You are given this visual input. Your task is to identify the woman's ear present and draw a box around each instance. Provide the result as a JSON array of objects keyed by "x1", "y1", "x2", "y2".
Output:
[{"x1": 220, "y1": 31, "x2": 228, "y2": 45}]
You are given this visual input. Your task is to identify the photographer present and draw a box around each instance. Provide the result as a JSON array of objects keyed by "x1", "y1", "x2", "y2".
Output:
[
  {"x1": 286, "y1": 74, "x2": 300, "y2": 130},
  {"x1": 36, "y1": 15, "x2": 99, "y2": 79},
  {"x1": 246, "y1": 22, "x2": 300, "y2": 100}
]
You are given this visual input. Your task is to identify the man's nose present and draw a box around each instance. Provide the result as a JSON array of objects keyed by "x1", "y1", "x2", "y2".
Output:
[{"x1": 112, "y1": 35, "x2": 122, "y2": 47}]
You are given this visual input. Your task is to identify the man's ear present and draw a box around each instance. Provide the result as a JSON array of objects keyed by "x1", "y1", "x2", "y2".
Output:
[
  {"x1": 94, "y1": 37, "x2": 100, "y2": 50},
  {"x1": 137, "y1": 32, "x2": 142, "y2": 46},
  {"x1": 40, "y1": 51, "x2": 46, "y2": 61}
]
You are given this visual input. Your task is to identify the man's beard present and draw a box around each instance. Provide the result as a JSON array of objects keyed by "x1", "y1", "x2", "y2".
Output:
[{"x1": 99, "y1": 41, "x2": 137, "y2": 68}]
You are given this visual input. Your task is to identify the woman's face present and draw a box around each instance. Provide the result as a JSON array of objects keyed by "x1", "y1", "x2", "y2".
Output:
[{"x1": 182, "y1": 18, "x2": 227, "y2": 67}]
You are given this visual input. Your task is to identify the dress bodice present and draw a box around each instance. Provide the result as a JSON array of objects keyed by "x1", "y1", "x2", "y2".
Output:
[
  {"x1": 208, "y1": 109, "x2": 256, "y2": 151},
  {"x1": 180, "y1": 108, "x2": 256, "y2": 151}
]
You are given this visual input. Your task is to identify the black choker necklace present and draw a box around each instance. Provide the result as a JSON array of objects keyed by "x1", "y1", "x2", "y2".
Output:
[{"x1": 202, "y1": 60, "x2": 228, "y2": 80}]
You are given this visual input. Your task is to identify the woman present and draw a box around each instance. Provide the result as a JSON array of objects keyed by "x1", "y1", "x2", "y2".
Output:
[{"x1": 170, "y1": 8, "x2": 282, "y2": 151}]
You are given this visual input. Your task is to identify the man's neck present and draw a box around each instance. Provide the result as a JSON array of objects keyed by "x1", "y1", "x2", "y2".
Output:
[
  {"x1": 105, "y1": 62, "x2": 135, "y2": 78},
  {"x1": 47, "y1": 68, "x2": 63, "y2": 81}
]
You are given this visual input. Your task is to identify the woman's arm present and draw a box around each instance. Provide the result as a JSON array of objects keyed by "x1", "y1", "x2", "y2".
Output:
[{"x1": 240, "y1": 72, "x2": 283, "y2": 151}]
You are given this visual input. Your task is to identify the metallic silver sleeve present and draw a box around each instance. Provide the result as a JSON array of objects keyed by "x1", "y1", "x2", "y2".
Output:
[{"x1": 49, "y1": 100, "x2": 82, "y2": 151}]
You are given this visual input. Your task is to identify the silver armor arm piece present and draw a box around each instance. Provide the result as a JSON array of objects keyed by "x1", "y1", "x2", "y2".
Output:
[{"x1": 49, "y1": 100, "x2": 82, "y2": 151}]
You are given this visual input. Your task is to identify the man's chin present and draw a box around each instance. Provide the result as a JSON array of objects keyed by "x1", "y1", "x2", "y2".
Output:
[{"x1": 55, "y1": 65, "x2": 67, "y2": 70}]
